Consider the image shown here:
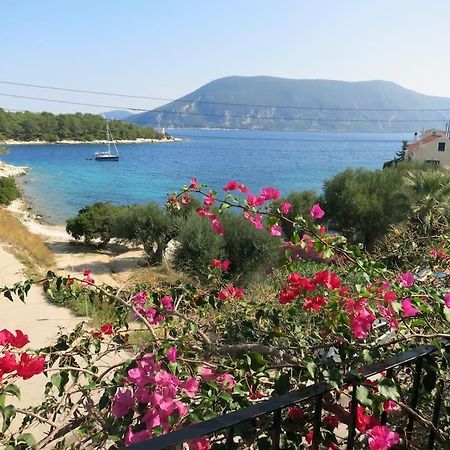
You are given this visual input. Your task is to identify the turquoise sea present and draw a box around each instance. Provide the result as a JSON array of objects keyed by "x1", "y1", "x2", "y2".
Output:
[{"x1": 1, "y1": 129, "x2": 410, "y2": 225}]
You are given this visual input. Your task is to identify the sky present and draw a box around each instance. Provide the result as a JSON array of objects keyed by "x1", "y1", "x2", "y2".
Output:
[{"x1": 2, "y1": 0, "x2": 450, "y2": 114}]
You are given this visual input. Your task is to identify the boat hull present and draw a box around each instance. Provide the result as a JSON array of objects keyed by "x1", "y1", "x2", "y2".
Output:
[{"x1": 95, "y1": 155, "x2": 119, "y2": 161}]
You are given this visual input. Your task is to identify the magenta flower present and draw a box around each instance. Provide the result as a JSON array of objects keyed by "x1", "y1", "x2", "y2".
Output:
[
  {"x1": 166, "y1": 347, "x2": 178, "y2": 363},
  {"x1": 444, "y1": 292, "x2": 450, "y2": 308},
  {"x1": 270, "y1": 224, "x2": 282, "y2": 236},
  {"x1": 401, "y1": 298, "x2": 420, "y2": 318},
  {"x1": 223, "y1": 180, "x2": 239, "y2": 191},
  {"x1": 366, "y1": 425, "x2": 400, "y2": 450},
  {"x1": 349, "y1": 306, "x2": 376, "y2": 339},
  {"x1": 247, "y1": 193, "x2": 266, "y2": 207},
  {"x1": 182, "y1": 377, "x2": 200, "y2": 398},
  {"x1": 124, "y1": 428, "x2": 150, "y2": 446},
  {"x1": 211, "y1": 218, "x2": 224, "y2": 235},
  {"x1": 111, "y1": 389, "x2": 134, "y2": 418},
  {"x1": 189, "y1": 178, "x2": 199, "y2": 190},
  {"x1": 188, "y1": 437, "x2": 211, "y2": 450},
  {"x1": 216, "y1": 373, "x2": 236, "y2": 391},
  {"x1": 281, "y1": 201, "x2": 292, "y2": 214},
  {"x1": 399, "y1": 272, "x2": 415, "y2": 288},
  {"x1": 310, "y1": 203, "x2": 325, "y2": 220},
  {"x1": 260, "y1": 186, "x2": 280, "y2": 201},
  {"x1": 160, "y1": 295, "x2": 174, "y2": 310},
  {"x1": 199, "y1": 365, "x2": 216, "y2": 381}
]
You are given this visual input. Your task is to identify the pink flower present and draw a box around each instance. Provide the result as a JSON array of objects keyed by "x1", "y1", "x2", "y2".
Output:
[
  {"x1": 211, "y1": 218, "x2": 224, "y2": 235},
  {"x1": 383, "y1": 400, "x2": 400, "y2": 414},
  {"x1": 124, "y1": 428, "x2": 150, "y2": 446},
  {"x1": 166, "y1": 347, "x2": 177, "y2": 363},
  {"x1": 216, "y1": 373, "x2": 236, "y2": 391},
  {"x1": 260, "y1": 186, "x2": 280, "y2": 201},
  {"x1": 401, "y1": 298, "x2": 420, "y2": 318},
  {"x1": 189, "y1": 178, "x2": 199, "y2": 190},
  {"x1": 349, "y1": 306, "x2": 376, "y2": 339},
  {"x1": 444, "y1": 292, "x2": 450, "y2": 308},
  {"x1": 188, "y1": 437, "x2": 211, "y2": 450},
  {"x1": 270, "y1": 224, "x2": 282, "y2": 236},
  {"x1": 132, "y1": 291, "x2": 148, "y2": 307},
  {"x1": 199, "y1": 365, "x2": 216, "y2": 381},
  {"x1": 246, "y1": 194, "x2": 265, "y2": 207},
  {"x1": 399, "y1": 272, "x2": 415, "y2": 288},
  {"x1": 383, "y1": 291, "x2": 397, "y2": 302},
  {"x1": 366, "y1": 425, "x2": 400, "y2": 450},
  {"x1": 211, "y1": 259, "x2": 231, "y2": 271},
  {"x1": 243, "y1": 211, "x2": 263, "y2": 229},
  {"x1": 203, "y1": 193, "x2": 215, "y2": 208},
  {"x1": 111, "y1": 389, "x2": 134, "y2": 418},
  {"x1": 182, "y1": 377, "x2": 199, "y2": 398},
  {"x1": 83, "y1": 269, "x2": 92, "y2": 277},
  {"x1": 280, "y1": 201, "x2": 292, "y2": 214},
  {"x1": 0, "y1": 329, "x2": 29, "y2": 349},
  {"x1": 181, "y1": 192, "x2": 190, "y2": 205},
  {"x1": 0, "y1": 351, "x2": 18, "y2": 373},
  {"x1": 223, "y1": 180, "x2": 239, "y2": 191},
  {"x1": 310, "y1": 203, "x2": 325, "y2": 220},
  {"x1": 160, "y1": 295, "x2": 174, "y2": 310}
]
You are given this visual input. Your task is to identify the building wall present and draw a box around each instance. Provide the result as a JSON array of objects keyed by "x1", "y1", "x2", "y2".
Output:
[{"x1": 408, "y1": 136, "x2": 450, "y2": 168}]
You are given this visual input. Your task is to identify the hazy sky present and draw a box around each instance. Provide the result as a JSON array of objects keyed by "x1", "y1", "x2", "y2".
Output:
[{"x1": 2, "y1": 0, "x2": 450, "y2": 113}]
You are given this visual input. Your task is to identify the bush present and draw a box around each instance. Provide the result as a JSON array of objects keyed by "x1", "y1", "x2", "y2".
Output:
[
  {"x1": 221, "y1": 213, "x2": 280, "y2": 283},
  {"x1": 323, "y1": 168, "x2": 411, "y2": 248},
  {"x1": 0, "y1": 177, "x2": 20, "y2": 205},
  {"x1": 66, "y1": 202, "x2": 121, "y2": 247},
  {"x1": 272, "y1": 190, "x2": 320, "y2": 239},
  {"x1": 173, "y1": 211, "x2": 225, "y2": 281}
]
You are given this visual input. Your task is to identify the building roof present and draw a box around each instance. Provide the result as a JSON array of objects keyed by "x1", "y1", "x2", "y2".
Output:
[{"x1": 407, "y1": 133, "x2": 446, "y2": 151}]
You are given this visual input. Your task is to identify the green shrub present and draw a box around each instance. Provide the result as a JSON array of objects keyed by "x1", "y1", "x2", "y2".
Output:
[
  {"x1": 66, "y1": 202, "x2": 121, "y2": 247},
  {"x1": 323, "y1": 168, "x2": 411, "y2": 248},
  {"x1": 221, "y1": 213, "x2": 280, "y2": 283},
  {"x1": 0, "y1": 177, "x2": 20, "y2": 205},
  {"x1": 173, "y1": 211, "x2": 225, "y2": 281},
  {"x1": 272, "y1": 190, "x2": 320, "y2": 239}
]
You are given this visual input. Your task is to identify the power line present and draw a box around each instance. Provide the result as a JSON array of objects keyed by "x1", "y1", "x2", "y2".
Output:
[
  {"x1": 2, "y1": 79, "x2": 450, "y2": 112},
  {"x1": 1, "y1": 92, "x2": 448, "y2": 124}
]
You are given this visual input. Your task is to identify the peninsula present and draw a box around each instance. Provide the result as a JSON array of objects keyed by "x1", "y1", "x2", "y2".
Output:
[{"x1": 0, "y1": 109, "x2": 173, "y2": 143}]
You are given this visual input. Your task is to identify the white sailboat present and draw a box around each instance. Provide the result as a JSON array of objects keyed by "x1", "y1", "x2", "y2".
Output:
[{"x1": 95, "y1": 119, "x2": 119, "y2": 161}]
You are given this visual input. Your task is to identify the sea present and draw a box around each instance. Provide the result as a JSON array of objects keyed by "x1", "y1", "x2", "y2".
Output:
[{"x1": 1, "y1": 129, "x2": 410, "y2": 225}]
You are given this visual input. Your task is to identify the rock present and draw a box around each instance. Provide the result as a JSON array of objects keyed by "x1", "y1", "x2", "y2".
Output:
[{"x1": 163, "y1": 239, "x2": 181, "y2": 268}]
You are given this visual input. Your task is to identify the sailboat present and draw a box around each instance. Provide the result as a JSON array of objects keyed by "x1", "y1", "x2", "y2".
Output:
[{"x1": 95, "y1": 120, "x2": 119, "y2": 161}]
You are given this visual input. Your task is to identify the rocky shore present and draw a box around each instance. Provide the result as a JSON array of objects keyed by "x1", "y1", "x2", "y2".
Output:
[{"x1": 2, "y1": 136, "x2": 182, "y2": 145}]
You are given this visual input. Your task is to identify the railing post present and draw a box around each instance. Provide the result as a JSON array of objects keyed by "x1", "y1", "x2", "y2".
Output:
[
  {"x1": 405, "y1": 357, "x2": 423, "y2": 445},
  {"x1": 226, "y1": 426, "x2": 235, "y2": 450},
  {"x1": 272, "y1": 409, "x2": 282, "y2": 450},
  {"x1": 426, "y1": 380, "x2": 444, "y2": 450},
  {"x1": 311, "y1": 394, "x2": 323, "y2": 450},
  {"x1": 380, "y1": 368, "x2": 394, "y2": 425},
  {"x1": 347, "y1": 383, "x2": 358, "y2": 450}
]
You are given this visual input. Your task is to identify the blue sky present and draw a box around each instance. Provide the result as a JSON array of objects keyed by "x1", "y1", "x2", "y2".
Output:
[{"x1": 2, "y1": 0, "x2": 450, "y2": 113}]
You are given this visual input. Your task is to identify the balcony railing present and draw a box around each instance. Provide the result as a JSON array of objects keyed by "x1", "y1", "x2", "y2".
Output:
[{"x1": 125, "y1": 341, "x2": 450, "y2": 450}]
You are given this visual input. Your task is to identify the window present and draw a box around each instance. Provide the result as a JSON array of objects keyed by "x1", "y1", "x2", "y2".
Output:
[
  {"x1": 438, "y1": 142, "x2": 446, "y2": 151},
  {"x1": 425, "y1": 160, "x2": 440, "y2": 165}
]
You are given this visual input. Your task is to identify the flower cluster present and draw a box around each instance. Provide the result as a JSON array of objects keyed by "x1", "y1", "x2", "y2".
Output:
[
  {"x1": 210, "y1": 259, "x2": 231, "y2": 271},
  {"x1": 0, "y1": 329, "x2": 45, "y2": 382},
  {"x1": 217, "y1": 284, "x2": 245, "y2": 300},
  {"x1": 112, "y1": 352, "x2": 235, "y2": 448},
  {"x1": 132, "y1": 291, "x2": 174, "y2": 325}
]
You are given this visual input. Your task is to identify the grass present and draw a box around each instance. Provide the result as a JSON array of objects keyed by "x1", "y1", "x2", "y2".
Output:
[{"x1": 0, "y1": 208, "x2": 55, "y2": 276}]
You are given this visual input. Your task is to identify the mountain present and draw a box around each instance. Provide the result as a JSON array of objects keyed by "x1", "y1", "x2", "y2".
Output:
[
  {"x1": 102, "y1": 110, "x2": 135, "y2": 121},
  {"x1": 127, "y1": 76, "x2": 450, "y2": 132}
]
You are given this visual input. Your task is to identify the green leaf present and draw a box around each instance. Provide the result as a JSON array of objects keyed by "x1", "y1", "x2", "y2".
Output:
[
  {"x1": 356, "y1": 385, "x2": 372, "y2": 406},
  {"x1": 306, "y1": 360, "x2": 317, "y2": 378},
  {"x1": 17, "y1": 433, "x2": 36, "y2": 447},
  {"x1": 274, "y1": 372, "x2": 290, "y2": 394},
  {"x1": 3, "y1": 384, "x2": 20, "y2": 400},
  {"x1": 51, "y1": 371, "x2": 69, "y2": 396},
  {"x1": 248, "y1": 352, "x2": 266, "y2": 372},
  {"x1": 218, "y1": 391, "x2": 233, "y2": 403},
  {"x1": 378, "y1": 379, "x2": 400, "y2": 401},
  {"x1": 444, "y1": 307, "x2": 450, "y2": 323},
  {"x1": 1, "y1": 404, "x2": 16, "y2": 432}
]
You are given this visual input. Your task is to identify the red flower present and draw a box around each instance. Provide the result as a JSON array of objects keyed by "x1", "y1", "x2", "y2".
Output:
[
  {"x1": 0, "y1": 351, "x2": 18, "y2": 373},
  {"x1": 100, "y1": 323, "x2": 113, "y2": 335},
  {"x1": 16, "y1": 353, "x2": 45, "y2": 380},
  {"x1": 223, "y1": 180, "x2": 239, "y2": 191},
  {"x1": 288, "y1": 406, "x2": 304, "y2": 421},
  {"x1": 304, "y1": 296, "x2": 327, "y2": 312},
  {"x1": 92, "y1": 330, "x2": 103, "y2": 340},
  {"x1": 279, "y1": 288, "x2": 298, "y2": 304},
  {"x1": 189, "y1": 178, "x2": 199, "y2": 190},
  {"x1": 323, "y1": 414, "x2": 340, "y2": 429},
  {"x1": 83, "y1": 269, "x2": 92, "y2": 277},
  {"x1": 356, "y1": 406, "x2": 380, "y2": 432},
  {"x1": 313, "y1": 270, "x2": 341, "y2": 290},
  {"x1": 0, "y1": 329, "x2": 29, "y2": 348}
]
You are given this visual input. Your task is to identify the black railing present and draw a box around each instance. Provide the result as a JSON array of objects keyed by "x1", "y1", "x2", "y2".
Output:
[{"x1": 125, "y1": 341, "x2": 449, "y2": 450}]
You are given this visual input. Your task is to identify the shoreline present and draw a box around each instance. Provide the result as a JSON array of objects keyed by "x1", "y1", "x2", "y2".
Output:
[{"x1": 2, "y1": 136, "x2": 182, "y2": 145}]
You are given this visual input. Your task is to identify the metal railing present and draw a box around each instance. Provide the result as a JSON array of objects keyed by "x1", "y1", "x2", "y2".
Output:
[{"x1": 126, "y1": 341, "x2": 449, "y2": 450}]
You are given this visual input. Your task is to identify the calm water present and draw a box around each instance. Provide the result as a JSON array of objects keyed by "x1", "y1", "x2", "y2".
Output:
[{"x1": 1, "y1": 129, "x2": 410, "y2": 224}]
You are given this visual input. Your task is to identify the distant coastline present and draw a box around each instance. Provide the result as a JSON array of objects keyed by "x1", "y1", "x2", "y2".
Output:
[{"x1": 2, "y1": 137, "x2": 182, "y2": 146}]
